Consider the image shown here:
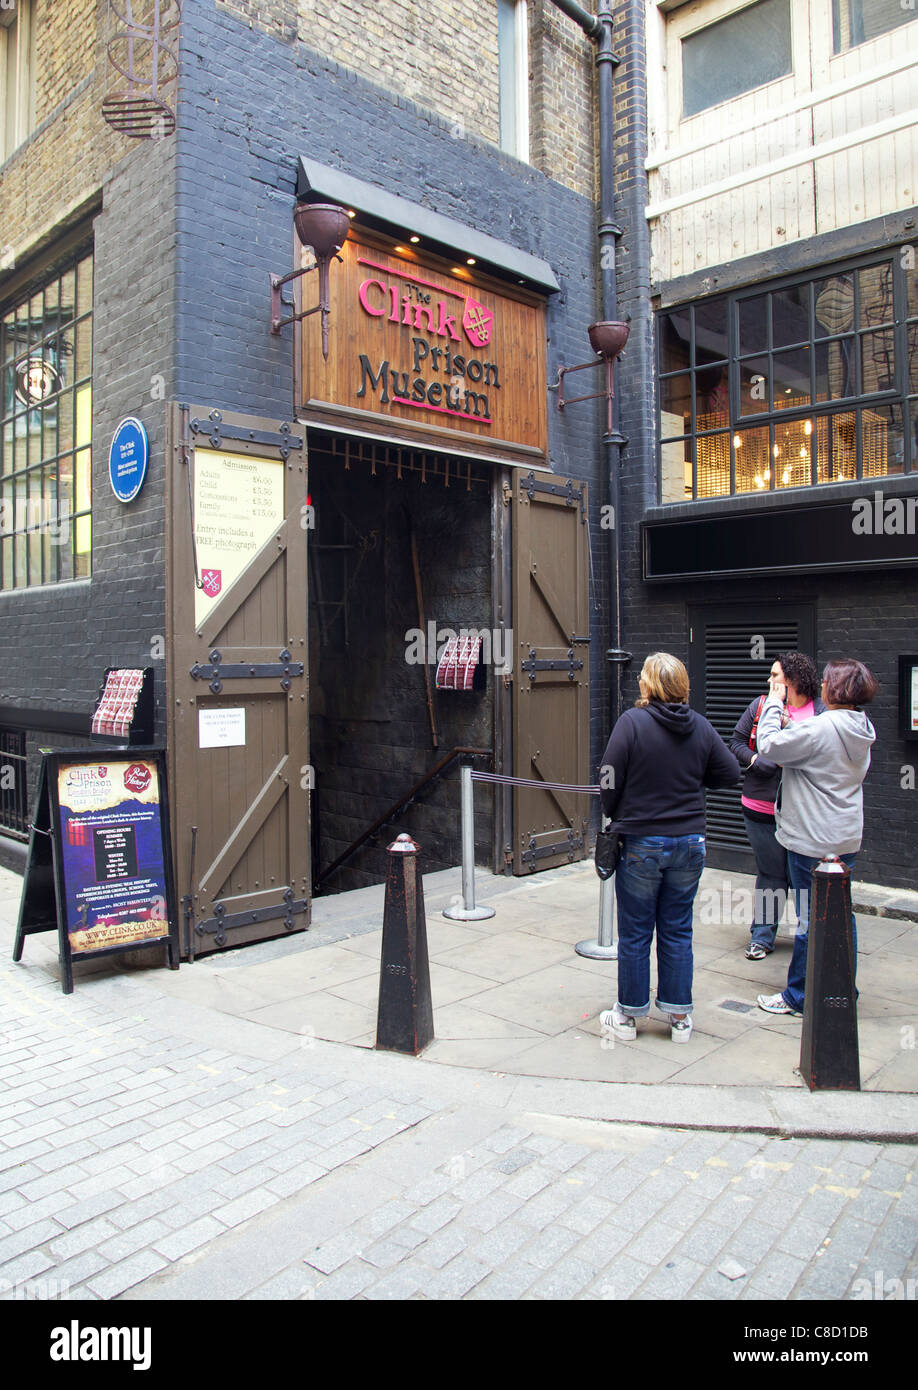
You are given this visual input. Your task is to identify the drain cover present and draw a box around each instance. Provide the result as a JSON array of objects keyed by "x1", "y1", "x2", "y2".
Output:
[{"x1": 719, "y1": 999, "x2": 755, "y2": 1013}]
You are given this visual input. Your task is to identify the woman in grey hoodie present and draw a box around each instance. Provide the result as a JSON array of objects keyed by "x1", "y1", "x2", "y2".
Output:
[{"x1": 754, "y1": 658, "x2": 878, "y2": 1016}]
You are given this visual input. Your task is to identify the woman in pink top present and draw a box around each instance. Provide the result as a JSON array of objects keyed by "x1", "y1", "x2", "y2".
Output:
[{"x1": 729, "y1": 652, "x2": 825, "y2": 959}]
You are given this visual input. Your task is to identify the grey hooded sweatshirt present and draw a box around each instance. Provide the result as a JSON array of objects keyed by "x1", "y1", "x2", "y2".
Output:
[{"x1": 755, "y1": 695, "x2": 875, "y2": 857}]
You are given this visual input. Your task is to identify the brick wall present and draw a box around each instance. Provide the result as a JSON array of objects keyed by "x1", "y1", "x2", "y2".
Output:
[
  {"x1": 177, "y1": 0, "x2": 609, "y2": 800},
  {"x1": 0, "y1": 140, "x2": 176, "y2": 744},
  {"x1": 218, "y1": 0, "x2": 595, "y2": 198},
  {"x1": 528, "y1": 2, "x2": 596, "y2": 201},
  {"x1": 0, "y1": 1, "x2": 144, "y2": 262}
]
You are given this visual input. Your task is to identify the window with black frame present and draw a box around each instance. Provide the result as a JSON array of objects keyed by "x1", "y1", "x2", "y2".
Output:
[
  {"x1": 0, "y1": 249, "x2": 93, "y2": 587},
  {"x1": 658, "y1": 252, "x2": 918, "y2": 502}
]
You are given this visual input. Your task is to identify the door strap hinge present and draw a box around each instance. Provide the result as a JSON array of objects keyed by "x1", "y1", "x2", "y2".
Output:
[
  {"x1": 519, "y1": 471, "x2": 586, "y2": 521},
  {"x1": 190, "y1": 649, "x2": 304, "y2": 694},
  {"x1": 189, "y1": 409, "x2": 303, "y2": 461},
  {"x1": 195, "y1": 889, "x2": 308, "y2": 946},
  {"x1": 520, "y1": 647, "x2": 584, "y2": 682},
  {"x1": 521, "y1": 828, "x2": 584, "y2": 867}
]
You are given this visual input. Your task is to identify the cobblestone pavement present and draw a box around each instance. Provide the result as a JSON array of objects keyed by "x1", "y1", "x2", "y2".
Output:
[{"x1": 1, "y1": 942, "x2": 917, "y2": 1305}]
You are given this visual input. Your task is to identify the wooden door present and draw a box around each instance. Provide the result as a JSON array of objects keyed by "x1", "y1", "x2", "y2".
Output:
[
  {"x1": 511, "y1": 468, "x2": 591, "y2": 873},
  {"x1": 166, "y1": 404, "x2": 310, "y2": 957}
]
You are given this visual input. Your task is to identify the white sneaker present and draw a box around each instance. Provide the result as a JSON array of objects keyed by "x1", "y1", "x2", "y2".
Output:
[
  {"x1": 599, "y1": 1004, "x2": 636, "y2": 1041},
  {"x1": 757, "y1": 992, "x2": 800, "y2": 1016},
  {"x1": 670, "y1": 1014, "x2": 693, "y2": 1043}
]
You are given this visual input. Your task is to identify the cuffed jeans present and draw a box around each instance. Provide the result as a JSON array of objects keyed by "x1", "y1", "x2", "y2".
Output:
[
  {"x1": 782, "y1": 850, "x2": 858, "y2": 1014},
  {"x1": 615, "y1": 834, "x2": 705, "y2": 1017},
  {"x1": 743, "y1": 813, "x2": 791, "y2": 951}
]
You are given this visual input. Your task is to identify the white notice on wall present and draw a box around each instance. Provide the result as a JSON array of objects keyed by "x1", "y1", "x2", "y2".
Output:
[{"x1": 198, "y1": 708, "x2": 246, "y2": 749}]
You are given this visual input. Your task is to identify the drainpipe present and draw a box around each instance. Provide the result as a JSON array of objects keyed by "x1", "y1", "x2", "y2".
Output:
[{"x1": 549, "y1": 0, "x2": 627, "y2": 726}]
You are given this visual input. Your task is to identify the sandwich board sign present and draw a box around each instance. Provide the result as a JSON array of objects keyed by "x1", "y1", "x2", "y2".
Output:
[{"x1": 13, "y1": 750, "x2": 179, "y2": 994}]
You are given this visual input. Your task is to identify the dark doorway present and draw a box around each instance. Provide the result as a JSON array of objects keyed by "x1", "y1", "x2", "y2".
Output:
[{"x1": 307, "y1": 432, "x2": 497, "y2": 892}]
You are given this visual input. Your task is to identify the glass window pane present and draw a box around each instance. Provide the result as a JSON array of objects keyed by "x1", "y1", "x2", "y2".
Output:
[
  {"x1": 659, "y1": 309, "x2": 690, "y2": 374},
  {"x1": 738, "y1": 295, "x2": 768, "y2": 355},
  {"x1": 739, "y1": 356, "x2": 770, "y2": 415},
  {"x1": 772, "y1": 285, "x2": 809, "y2": 347},
  {"x1": 733, "y1": 425, "x2": 771, "y2": 494},
  {"x1": 815, "y1": 410, "x2": 858, "y2": 483},
  {"x1": 862, "y1": 404, "x2": 904, "y2": 477},
  {"x1": 908, "y1": 324, "x2": 918, "y2": 393},
  {"x1": 858, "y1": 262, "x2": 893, "y2": 327},
  {"x1": 696, "y1": 432, "x2": 731, "y2": 498},
  {"x1": 815, "y1": 337, "x2": 857, "y2": 401},
  {"x1": 833, "y1": 0, "x2": 917, "y2": 54},
  {"x1": 682, "y1": 0, "x2": 792, "y2": 118},
  {"x1": 907, "y1": 265, "x2": 918, "y2": 318},
  {"x1": 694, "y1": 297, "x2": 728, "y2": 362},
  {"x1": 774, "y1": 416, "x2": 814, "y2": 488},
  {"x1": 660, "y1": 373, "x2": 692, "y2": 435},
  {"x1": 860, "y1": 329, "x2": 895, "y2": 394},
  {"x1": 773, "y1": 346, "x2": 811, "y2": 408},
  {"x1": 59, "y1": 269, "x2": 76, "y2": 327},
  {"x1": 814, "y1": 275, "x2": 855, "y2": 337},
  {"x1": 76, "y1": 257, "x2": 94, "y2": 320},
  {"x1": 661, "y1": 437, "x2": 691, "y2": 503},
  {"x1": 695, "y1": 362, "x2": 729, "y2": 429}
]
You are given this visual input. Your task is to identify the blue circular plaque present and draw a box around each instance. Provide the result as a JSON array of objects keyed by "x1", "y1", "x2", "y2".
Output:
[{"x1": 109, "y1": 417, "x2": 149, "y2": 503}]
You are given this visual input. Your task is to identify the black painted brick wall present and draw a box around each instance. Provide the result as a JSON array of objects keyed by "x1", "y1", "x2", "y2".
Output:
[
  {"x1": 0, "y1": 139, "x2": 175, "y2": 788},
  {"x1": 175, "y1": 0, "x2": 612, "y2": 834}
]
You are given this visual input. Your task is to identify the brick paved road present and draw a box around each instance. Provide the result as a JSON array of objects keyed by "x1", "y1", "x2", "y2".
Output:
[{"x1": 1, "y1": 945, "x2": 917, "y2": 1306}]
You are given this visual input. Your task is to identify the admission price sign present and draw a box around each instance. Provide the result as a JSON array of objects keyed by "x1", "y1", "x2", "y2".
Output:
[{"x1": 13, "y1": 750, "x2": 179, "y2": 994}]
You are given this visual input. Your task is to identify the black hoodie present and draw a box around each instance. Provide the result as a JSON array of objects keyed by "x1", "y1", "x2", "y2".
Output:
[{"x1": 599, "y1": 702, "x2": 741, "y2": 836}]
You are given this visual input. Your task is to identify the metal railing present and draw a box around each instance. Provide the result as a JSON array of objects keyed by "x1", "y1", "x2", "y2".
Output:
[{"x1": 0, "y1": 728, "x2": 29, "y2": 839}]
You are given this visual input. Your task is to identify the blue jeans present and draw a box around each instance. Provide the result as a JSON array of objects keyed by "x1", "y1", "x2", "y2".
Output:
[
  {"x1": 615, "y1": 834, "x2": 705, "y2": 1016},
  {"x1": 743, "y1": 813, "x2": 791, "y2": 951},
  {"x1": 783, "y1": 851, "x2": 858, "y2": 1013}
]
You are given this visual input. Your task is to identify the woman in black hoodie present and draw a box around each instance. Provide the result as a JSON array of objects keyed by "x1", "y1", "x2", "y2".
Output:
[
  {"x1": 599, "y1": 652, "x2": 740, "y2": 1044},
  {"x1": 730, "y1": 652, "x2": 825, "y2": 961}
]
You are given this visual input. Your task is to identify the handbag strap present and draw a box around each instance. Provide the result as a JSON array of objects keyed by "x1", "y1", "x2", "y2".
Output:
[{"x1": 748, "y1": 694, "x2": 767, "y2": 751}]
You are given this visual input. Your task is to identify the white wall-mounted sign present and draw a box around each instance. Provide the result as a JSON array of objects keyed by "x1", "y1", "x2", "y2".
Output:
[{"x1": 198, "y1": 707, "x2": 246, "y2": 749}]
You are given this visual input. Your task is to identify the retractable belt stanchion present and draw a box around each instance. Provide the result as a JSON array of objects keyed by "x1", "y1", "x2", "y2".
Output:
[
  {"x1": 576, "y1": 817, "x2": 618, "y2": 960},
  {"x1": 443, "y1": 769, "x2": 607, "y2": 951},
  {"x1": 442, "y1": 765, "x2": 495, "y2": 921}
]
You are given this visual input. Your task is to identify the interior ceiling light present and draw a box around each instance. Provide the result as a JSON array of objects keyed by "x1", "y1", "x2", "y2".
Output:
[{"x1": 410, "y1": 235, "x2": 420, "y2": 243}]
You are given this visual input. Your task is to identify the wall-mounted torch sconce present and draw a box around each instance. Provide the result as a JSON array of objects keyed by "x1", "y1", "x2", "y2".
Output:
[
  {"x1": 270, "y1": 202, "x2": 351, "y2": 360},
  {"x1": 548, "y1": 320, "x2": 630, "y2": 436}
]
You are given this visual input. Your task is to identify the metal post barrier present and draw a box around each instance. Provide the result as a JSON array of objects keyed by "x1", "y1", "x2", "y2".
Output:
[
  {"x1": 576, "y1": 817, "x2": 618, "y2": 959},
  {"x1": 442, "y1": 764, "x2": 495, "y2": 921},
  {"x1": 376, "y1": 833, "x2": 434, "y2": 1055},
  {"x1": 799, "y1": 855, "x2": 860, "y2": 1091}
]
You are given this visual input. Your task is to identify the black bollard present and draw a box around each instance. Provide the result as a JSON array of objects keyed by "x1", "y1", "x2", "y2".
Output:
[
  {"x1": 799, "y1": 856, "x2": 860, "y2": 1091},
  {"x1": 376, "y1": 833, "x2": 434, "y2": 1055}
]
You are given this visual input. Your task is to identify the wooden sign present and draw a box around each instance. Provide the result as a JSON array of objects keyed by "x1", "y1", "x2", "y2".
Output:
[
  {"x1": 300, "y1": 231, "x2": 549, "y2": 464},
  {"x1": 13, "y1": 750, "x2": 179, "y2": 994}
]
